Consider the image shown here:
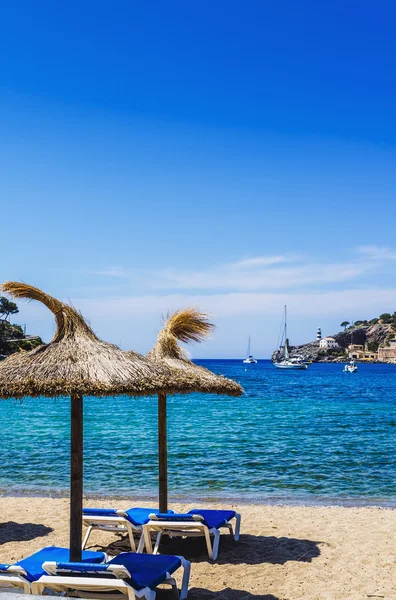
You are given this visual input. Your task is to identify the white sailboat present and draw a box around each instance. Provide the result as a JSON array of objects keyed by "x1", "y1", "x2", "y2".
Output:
[
  {"x1": 243, "y1": 335, "x2": 258, "y2": 364},
  {"x1": 274, "y1": 306, "x2": 308, "y2": 370}
]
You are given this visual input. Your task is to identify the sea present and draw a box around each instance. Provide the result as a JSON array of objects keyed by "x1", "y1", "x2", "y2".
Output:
[{"x1": 1, "y1": 360, "x2": 395, "y2": 507}]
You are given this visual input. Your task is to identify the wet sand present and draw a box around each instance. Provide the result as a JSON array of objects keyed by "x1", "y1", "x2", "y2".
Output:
[{"x1": 0, "y1": 497, "x2": 395, "y2": 599}]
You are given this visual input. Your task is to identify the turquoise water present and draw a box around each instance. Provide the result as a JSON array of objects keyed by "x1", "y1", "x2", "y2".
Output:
[{"x1": 1, "y1": 360, "x2": 396, "y2": 506}]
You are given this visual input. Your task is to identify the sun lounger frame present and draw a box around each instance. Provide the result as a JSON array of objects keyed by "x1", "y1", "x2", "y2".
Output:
[
  {"x1": 0, "y1": 565, "x2": 32, "y2": 593},
  {"x1": 31, "y1": 558, "x2": 191, "y2": 600},
  {"x1": 143, "y1": 512, "x2": 241, "y2": 560},
  {"x1": 82, "y1": 511, "x2": 145, "y2": 552}
]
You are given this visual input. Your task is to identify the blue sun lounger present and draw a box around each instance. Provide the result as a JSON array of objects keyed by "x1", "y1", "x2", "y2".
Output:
[
  {"x1": 82, "y1": 507, "x2": 174, "y2": 552},
  {"x1": 0, "y1": 545, "x2": 105, "y2": 593},
  {"x1": 143, "y1": 509, "x2": 241, "y2": 560},
  {"x1": 32, "y1": 552, "x2": 191, "y2": 600}
]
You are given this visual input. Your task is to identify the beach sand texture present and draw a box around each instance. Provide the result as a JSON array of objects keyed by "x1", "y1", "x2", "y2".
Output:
[{"x1": 0, "y1": 497, "x2": 394, "y2": 599}]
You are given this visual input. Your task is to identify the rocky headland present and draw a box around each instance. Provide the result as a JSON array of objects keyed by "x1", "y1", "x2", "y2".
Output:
[{"x1": 272, "y1": 322, "x2": 395, "y2": 363}]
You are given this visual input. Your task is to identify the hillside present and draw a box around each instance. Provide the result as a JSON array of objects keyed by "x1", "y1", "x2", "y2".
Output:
[
  {"x1": 272, "y1": 321, "x2": 395, "y2": 363},
  {"x1": 0, "y1": 296, "x2": 43, "y2": 359}
]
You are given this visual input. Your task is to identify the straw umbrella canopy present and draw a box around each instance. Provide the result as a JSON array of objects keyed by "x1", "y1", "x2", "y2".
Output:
[
  {"x1": 0, "y1": 282, "x2": 179, "y2": 561},
  {"x1": 145, "y1": 308, "x2": 243, "y2": 512}
]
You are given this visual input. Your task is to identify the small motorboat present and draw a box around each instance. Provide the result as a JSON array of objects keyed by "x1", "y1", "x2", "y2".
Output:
[{"x1": 343, "y1": 360, "x2": 358, "y2": 373}]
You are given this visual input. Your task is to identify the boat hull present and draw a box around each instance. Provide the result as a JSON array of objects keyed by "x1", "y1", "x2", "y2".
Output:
[{"x1": 274, "y1": 362, "x2": 308, "y2": 370}]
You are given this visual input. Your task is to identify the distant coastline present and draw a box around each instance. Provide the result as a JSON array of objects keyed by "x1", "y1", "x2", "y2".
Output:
[{"x1": 272, "y1": 316, "x2": 396, "y2": 364}]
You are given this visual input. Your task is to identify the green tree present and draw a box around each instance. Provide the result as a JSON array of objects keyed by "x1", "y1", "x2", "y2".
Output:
[
  {"x1": 354, "y1": 320, "x2": 365, "y2": 326},
  {"x1": 380, "y1": 313, "x2": 392, "y2": 324},
  {"x1": 340, "y1": 321, "x2": 350, "y2": 330},
  {"x1": 367, "y1": 341, "x2": 379, "y2": 352},
  {"x1": 0, "y1": 297, "x2": 19, "y2": 321}
]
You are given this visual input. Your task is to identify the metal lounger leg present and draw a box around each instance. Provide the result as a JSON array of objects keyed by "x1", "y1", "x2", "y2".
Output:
[
  {"x1": 179, "y1": 558, "x2": 191, "y2": 600},
  {"x1": 143, "y1": 525, "x2": 154, "y2": 554},
  {"x1": 126, "y1": 522, "x2": 137, "y2": 552},
  {"x1": 31, "y1": 580, "x2": 45, "y2": 595},
  {"x1": 204, "y1": 526, "x2": 214, "y2": 560},
  {"x1": 234, "y1": 513, "x2": 241, "y2": 540},
  {"x1": 164, "y1": 576, "x2": 179, "y2": 599},
  {"x1": 153, "y1": 531, "x2": 163, "y2": 555},
  {"x1": 137, "y1": 530, "x2": 146, "y2": 553},
  {"x1": 211, "y1": 528, "x2": 221, "y2": 560},
  {"x1": 82, "y1": 524, "x2": 93, "y2": 549}
]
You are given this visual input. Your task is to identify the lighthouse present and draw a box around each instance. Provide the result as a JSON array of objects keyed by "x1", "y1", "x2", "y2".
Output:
[{"x1": 317, "y1": 327, "x2": 322, "y2": 341}]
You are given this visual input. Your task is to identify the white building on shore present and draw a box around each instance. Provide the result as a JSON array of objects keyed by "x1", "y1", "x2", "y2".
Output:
[{"x1": 319, "y1": 337, "x2": 339, "y2": 350}]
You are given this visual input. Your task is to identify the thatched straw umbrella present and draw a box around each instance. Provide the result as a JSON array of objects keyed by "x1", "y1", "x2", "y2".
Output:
[
  {"x1": 0, "y1": 282, "x2": 180, "y2": 562},
  {"x1": 145, "y1": 308, "x2": 243, "y2": 512}
]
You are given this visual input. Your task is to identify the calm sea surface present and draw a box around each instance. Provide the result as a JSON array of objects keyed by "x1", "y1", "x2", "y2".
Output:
[{"x1": 1, "y1": 360, "x2": 396, "y2": 506}]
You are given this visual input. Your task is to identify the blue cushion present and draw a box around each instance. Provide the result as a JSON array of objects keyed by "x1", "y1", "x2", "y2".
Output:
[
  {"x1": 83, "y1": 508, "x2": 119, "y2": 518},
  {"x1": 52, "y1": 562, "x2": 112, "y2": 574},
  {"x1": 83, "y1": 507, "x2": 174, "y2": 527},
  {"x1": 188, "y1": 509, "x2": 236, "y2": 529},
  {"x1": 14, "y1": 546, "x2": 105, "y2": 583},
  {"x1": 153, "y1": 513, "x2": 198, "y2": 521},
  {"x1": 109, "y1": 553, "x2": 182, "y2": 591},
  {"x1": 153, "y1": 510, "x2": 235, "y2": 529},
  {"x1": 124, "y1": 508, "x2": 173, "y2": 527}
]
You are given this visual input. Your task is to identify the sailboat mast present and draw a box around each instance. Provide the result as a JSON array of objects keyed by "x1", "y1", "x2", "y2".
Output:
[
  {"x1": 247, "y1": 335, "x2": 251, "y2": 356},
  {"x1": 284, "y1": 305, "x2": 289, "y2": 359},
  {"x1": 284, "y1": 305, "x2": 287, "y2": 343}
]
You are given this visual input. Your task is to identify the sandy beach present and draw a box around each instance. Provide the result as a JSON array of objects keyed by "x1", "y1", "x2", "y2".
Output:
[{"x1": 0, "y1": 497, "x2": 395, "y2": 599}]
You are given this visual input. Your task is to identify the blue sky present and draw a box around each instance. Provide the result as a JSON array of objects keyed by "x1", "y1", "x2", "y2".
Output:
[{"x1": 1, "y1": 1, "x2": 396, "y2": 357}]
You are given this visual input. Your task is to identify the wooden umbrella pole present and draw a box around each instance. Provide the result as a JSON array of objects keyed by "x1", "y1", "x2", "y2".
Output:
[
  {"x1": 70, "y1": 392, "x2": 83, "y2": 561},
  {"x1": 158, "y1": 391, "x2": 168, "y2": 513}
]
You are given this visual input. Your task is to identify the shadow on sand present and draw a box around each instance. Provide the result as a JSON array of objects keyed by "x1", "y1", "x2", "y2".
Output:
[
  {"x1": 188, "y1": 590, "x2": 279, "y2": 600},
  {"x1": 98, "y1": 533, "x2": 321, "y2": 565},
  {"x1": 0, "y1": 521, "x2": 53, "y2": 545}
]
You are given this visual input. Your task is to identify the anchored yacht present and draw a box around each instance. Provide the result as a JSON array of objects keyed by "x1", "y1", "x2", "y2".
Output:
[{"x1": 274, "y1": 306, "x2": 308, "y2": 370}]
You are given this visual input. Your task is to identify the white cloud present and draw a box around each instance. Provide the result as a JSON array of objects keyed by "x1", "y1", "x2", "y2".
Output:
[
  {"x1": 357, "y1": 246, "x2": 396, "y2": 261},
  {"x1": 149, "y1": 259, "x2": 370, "y2": 292},
  {"x1": 85, "y1": 247, "x2": 396, "y2": 293},
  {"x1": 74, "y1": 287, "x2": 396, "y2": 319},
  {"x1": 231, "y1": 255, "x2": 294, "y2": 269},
  {"x1": 82, "y1": 247, "x2": 396, "y2": 294}
]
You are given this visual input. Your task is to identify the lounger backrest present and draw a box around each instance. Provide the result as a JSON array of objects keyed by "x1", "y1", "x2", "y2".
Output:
[
  {"x1": 149, "y1": 513, "x2": 204, "y2": 522},
  {"x1": 43, "y1": 561, "x2": 131, "y2": 580}
]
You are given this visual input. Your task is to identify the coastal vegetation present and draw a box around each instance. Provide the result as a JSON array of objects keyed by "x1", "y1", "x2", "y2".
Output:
[
  {"x1": 341, "y1": 312, "x2": 396, "y2": 330},
  {"x1": 0, "y1": 296, "x2": 43, "y2": 358},
  {"x1": 276, "y1": 311, "x2": 396, "y2": 363}
]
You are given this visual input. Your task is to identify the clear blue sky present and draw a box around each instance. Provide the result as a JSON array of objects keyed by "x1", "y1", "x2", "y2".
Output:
[{"x1": 2, "y1": 1, "x2": 396, "y2": 357}]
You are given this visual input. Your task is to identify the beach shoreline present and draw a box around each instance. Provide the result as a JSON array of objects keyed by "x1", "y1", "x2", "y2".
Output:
[
  {"x1": 1, "y1": 488, "x2": 396, "y2": 510},
  {"x1": 1, "y1": 496, "x2": 395, "y2": 599}
]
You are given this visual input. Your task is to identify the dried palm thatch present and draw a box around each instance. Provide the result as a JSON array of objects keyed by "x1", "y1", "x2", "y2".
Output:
[
  {"x1": 147, "y1": 307, "x2": 243, "y2": 396},
  {"x1": 0, "y1": 282, "x2": 190, "y2": 562},
  {"x1": 0, "y1": 281, "x2": 180, "y2": 399},
  {"x1": 145, "y1": 308, "x2": 243, "y2": 512}
]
